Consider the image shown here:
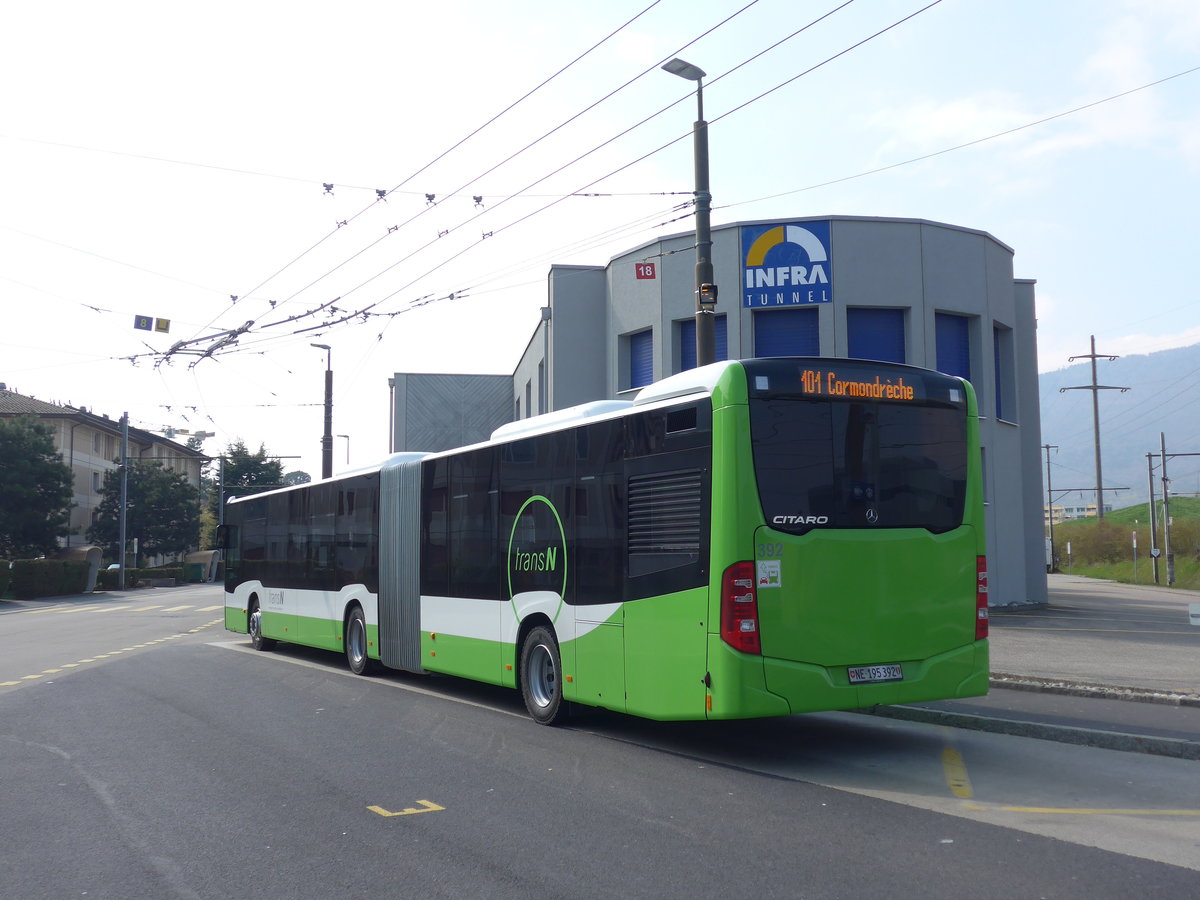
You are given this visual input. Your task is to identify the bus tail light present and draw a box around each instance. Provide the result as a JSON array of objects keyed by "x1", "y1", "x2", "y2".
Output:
[
  {"x1": 721, "y1": 561, "x2": 761, "y2": 655},
  {"x1": 975, "y1": 556, "x2": 989, "y2": 640}
]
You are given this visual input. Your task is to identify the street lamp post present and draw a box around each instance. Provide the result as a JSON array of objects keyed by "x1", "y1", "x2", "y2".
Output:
[
  {"x1": 311, "y1": 343, "x2": 333, "y2": 479},
  {"x1": 337, "y1": 434, "x2": 350, "y2": 466},
  {"x1": 662, "y1": 57, "x2": 717, "y2": 367}
]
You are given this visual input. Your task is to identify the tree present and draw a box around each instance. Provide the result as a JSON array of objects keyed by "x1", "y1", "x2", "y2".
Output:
[
  {"x1": 282, "y1": 470, "x2": 312, "y2": 487},
  {"x1": 89, "y1": 461, "x2": 200, "y2": 566},
  {"x1": 0, "y1": 417, "x2": 74, "y2": 558},
  {"x1": 207, "y1": 441, "x2": 285, "y2": 521}
]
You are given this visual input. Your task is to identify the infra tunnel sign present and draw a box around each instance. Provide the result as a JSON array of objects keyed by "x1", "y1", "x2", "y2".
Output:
[{"x1": 741, "y1": 220, "x2": 833, "y2": 308}]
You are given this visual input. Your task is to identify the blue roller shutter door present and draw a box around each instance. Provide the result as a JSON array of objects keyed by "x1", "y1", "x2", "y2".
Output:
[
  {"x1": 753, "y1": 308, "x2": 819, "y2": 357},
  {"x1": 630, "y1": 330, "x2": 653, "y2": 389},
  {"x1": 680, "y1": 315, "x2": 728, "y2": 371},
  {"x1": 847, "y1": 308, "x2": 904, "y2": 363},
  {"x1": 935, "y1": 313, "x2": 971, "y2": 381}
]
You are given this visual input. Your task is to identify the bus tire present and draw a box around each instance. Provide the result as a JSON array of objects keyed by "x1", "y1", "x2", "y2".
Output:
[
  {"x1": 249, "y1": 600, "x2": 276, "y2": 651},
  {"x1": 345, "y1": 605, "x2": 377, "y2": 676},
  {"x1": 520, "y1": 625, "x2": 564, "y2": 725}
]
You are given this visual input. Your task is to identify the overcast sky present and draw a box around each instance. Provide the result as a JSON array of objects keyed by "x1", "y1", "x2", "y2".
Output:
[{"x1": 3, "y1": 0, "x2": 1197, "y2": 477}]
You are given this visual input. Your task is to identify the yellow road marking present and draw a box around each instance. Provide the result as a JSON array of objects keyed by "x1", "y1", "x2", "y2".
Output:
[
  {"x1": 94, "y1": 606, "x2": 132, "y2": 613},
  {"x1": 941, "y1": 746, "x2": 973, "y2": 799},
  {"x1": 964, "y1": 804, "x2": 1200, "y2": 817},
  {"x1": 198, "y1": 605, "x2": 223, "y2": 612},
  {"x1": 0, "y1": 620, "x2": 221, "y2": 691},
  {"x1": 57, "y1": 606, "x2": 101, "y2": 614},
  {"x1": 161, "y1": 605, "x2": 193, "y2": 612},
  {"x1": 131, "y1": 605, "x2": 164, "y2": 611},
  {"x1": 368, "y1": 800, "x2": 444, "y2": 817}
]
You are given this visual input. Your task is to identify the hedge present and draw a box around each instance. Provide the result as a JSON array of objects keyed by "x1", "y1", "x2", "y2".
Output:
[
  {"x1": 10, "y1": 559, "x2": 90, "y2": 600},
  {"x1": 0, "y1": 559, "x2": 11, "y2": 597}
]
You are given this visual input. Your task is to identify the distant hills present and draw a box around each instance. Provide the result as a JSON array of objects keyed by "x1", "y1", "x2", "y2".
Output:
[{"x1": 1037, "y1": 343, "x2": 1200, "y2": 508}]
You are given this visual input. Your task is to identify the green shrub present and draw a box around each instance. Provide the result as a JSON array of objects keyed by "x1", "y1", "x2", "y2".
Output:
[
  {"x1": 0, "y1": 559, "x2": 11, "y2": 597},
  {"x1": 95, "y1": 567, "x2": 143, "y2": 590},
  {"x1": 10, "y1": 559, "x2": 89, "y2": 599}
]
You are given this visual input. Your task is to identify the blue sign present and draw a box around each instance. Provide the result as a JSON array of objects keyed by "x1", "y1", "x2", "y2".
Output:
[{"x1": 741, "y1": 221, "x2": 833, "y2": 308}]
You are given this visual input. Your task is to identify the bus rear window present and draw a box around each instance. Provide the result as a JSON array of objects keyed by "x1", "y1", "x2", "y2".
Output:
[{"x1": 750, "y1": 397, "x2": 967, "y2": 534}]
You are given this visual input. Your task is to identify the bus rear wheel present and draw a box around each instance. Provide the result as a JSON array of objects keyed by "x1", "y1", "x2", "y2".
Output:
[
  {"x1": 249, "y1": 601, "x2": 275, "y2": 651},
  {"x1": 345, "y1": 606, "x2": 376, "y2": 676},
  {"x1": 520, "y1": 625, "x2": 564, "y2": 725}
]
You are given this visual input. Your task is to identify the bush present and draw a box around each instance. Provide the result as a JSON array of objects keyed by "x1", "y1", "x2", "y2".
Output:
[
  {"x1": 10, "y1": 559, "x2": 89, "y2": 599},
  {"x1": 0, "y1": 559, "x2": 10, "y2": 597},
  {"x1": 96, "y1": 567, "x2": 154, "y2": 590}
]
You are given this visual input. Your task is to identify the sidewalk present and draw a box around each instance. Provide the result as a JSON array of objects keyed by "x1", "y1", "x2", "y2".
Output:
[{"x1": 869, "y1": 574, "x2": 1200, "y2": 759}]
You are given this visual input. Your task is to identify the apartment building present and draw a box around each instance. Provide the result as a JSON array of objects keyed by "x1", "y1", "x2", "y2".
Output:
[{"x1": 0, "y1": 386, "x2": 208, "y2": 548}]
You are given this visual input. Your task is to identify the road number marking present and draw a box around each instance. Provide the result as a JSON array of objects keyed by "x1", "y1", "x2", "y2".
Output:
[{"x1": 368, "y1": 800, "x2": 444, "y2": 817}]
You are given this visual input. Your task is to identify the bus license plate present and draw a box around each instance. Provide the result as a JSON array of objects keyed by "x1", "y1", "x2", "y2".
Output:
[{"x1": 847, "y1": 663, "x2": 903, "y2": 684}]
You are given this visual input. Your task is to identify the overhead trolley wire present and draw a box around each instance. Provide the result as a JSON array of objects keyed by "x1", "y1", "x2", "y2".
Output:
[
  {"x1": 720, "y1": 62, "x2": 1200, "y2": 211},
  {"x1": 184, "y1": 0, "x2": 668, "y2": 344},
  {"x1": 216, "y1": 0, "x2": 767, "y2": 336},
  {"x1": 175, "y1": 0, "x2": 932, "y2": 362}
]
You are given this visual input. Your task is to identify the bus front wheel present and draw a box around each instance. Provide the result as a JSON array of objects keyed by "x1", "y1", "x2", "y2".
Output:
[
  {"x1": 345, "y1": 606, "x2": 377, "y2": 676},
  {"x1": 249, "y1": 601, "x2": 275, "y2": 651},
  {"x1": 520, "y1": 625, "x2": 564, "y2": 725}
]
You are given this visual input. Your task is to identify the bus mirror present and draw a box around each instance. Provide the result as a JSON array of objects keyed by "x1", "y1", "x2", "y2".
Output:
[{"x1": 215, "y1": 524, "x2": 228, "y2": 549}]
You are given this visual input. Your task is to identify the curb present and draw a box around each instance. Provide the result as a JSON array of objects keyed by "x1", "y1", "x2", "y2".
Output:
[
  {"x1": 859, "y1": 704, "x2": 1200, "y2": 761},
  {"x1": 990, "y1": 673, "x2": 1200, "y2": 708}
]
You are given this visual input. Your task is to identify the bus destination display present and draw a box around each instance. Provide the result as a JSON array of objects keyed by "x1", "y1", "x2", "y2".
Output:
[{"x1": 799, "y1": 367, "x2": 916, "y2": 401}]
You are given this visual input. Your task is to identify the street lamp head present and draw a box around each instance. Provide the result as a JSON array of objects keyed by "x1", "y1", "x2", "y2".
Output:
[
  {"x1": 662, "y1": 58, "x2": 705, "y2": 82},
  {"x1": 310, "y1": 342, "x2": 331, "y2": 351}
]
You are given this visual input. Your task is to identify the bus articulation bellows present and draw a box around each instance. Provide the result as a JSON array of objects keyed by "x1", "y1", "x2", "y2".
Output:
[{"x1": 221, "y1": 358, "x2": 988, "y2": 724}]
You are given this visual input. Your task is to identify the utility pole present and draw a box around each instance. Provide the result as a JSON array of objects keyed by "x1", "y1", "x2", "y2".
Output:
[
  {"x1": 311, "y1": 343, "x2": 333, "y2": 479},
  {"x1": 118, "y1": 412, "x2": 129, "y2": 590},
  {"x1": 1161, "y1": 432, "x2": 1174, "y2": 586},
  {"x1": 662, "y1": 58, "x2": 718, "y2": 366},
  {"x1": 1059, "y1": 335, "x2": 1128, "y2": 519},
  {"x1": 1042, "y1": 444, "x2": 1058, "y2": 571},
  {"x1": 1146, "y1": 452, "x2": 1160, "y2": 584}
]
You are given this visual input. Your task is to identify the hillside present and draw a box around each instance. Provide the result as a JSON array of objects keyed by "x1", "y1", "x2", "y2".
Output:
[{"x1": 1038, "y1": 342, "x2": 1200, "y2": 508}]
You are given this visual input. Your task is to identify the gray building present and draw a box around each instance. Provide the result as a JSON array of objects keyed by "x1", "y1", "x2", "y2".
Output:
[
  {"x1": 395, "y1": 215, "x2": 1046, "y2": 608},
  {"x1": 389, "y1": 373, "x2": 512, "y2": 454}
]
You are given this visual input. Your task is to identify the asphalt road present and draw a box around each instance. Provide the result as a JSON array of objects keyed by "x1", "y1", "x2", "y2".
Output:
[{"x1": 1, "y1": 585, "x2": 1197, "y2": 899}]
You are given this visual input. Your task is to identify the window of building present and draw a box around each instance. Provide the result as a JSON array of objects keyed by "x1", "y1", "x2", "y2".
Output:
[
  {"x1": 753, "y1": 307, "x2": 818, "y2": 357},
  {"x1": 525, "y1": 380, "x2": 532, "y2": 419},
  {"x1": 993, "y1": 324, "x2": 1016, "y2": 422},
  {"x1": 847, "y1": 307, "x2": 905, "y2": 363},
  {"x1": 679, "y1": 314, "x2": 728, "y2": 371},
  {"x1": 537, "y1": 361, "x2": 546, "y2": 415},
  {"x1": 935, "y1": 312, "x2": 972, "y2": 381},
  {"x1": 628, "y1": 329, "x2": 653, "y2": 389},
  {"x1": 92, "y1": 432, "x2": 101, "y2": 454}
]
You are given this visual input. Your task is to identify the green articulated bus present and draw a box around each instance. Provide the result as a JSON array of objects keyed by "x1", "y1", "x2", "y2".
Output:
[{"x1": 222, "y1": 357, "x2": 989, "y2": 724}]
